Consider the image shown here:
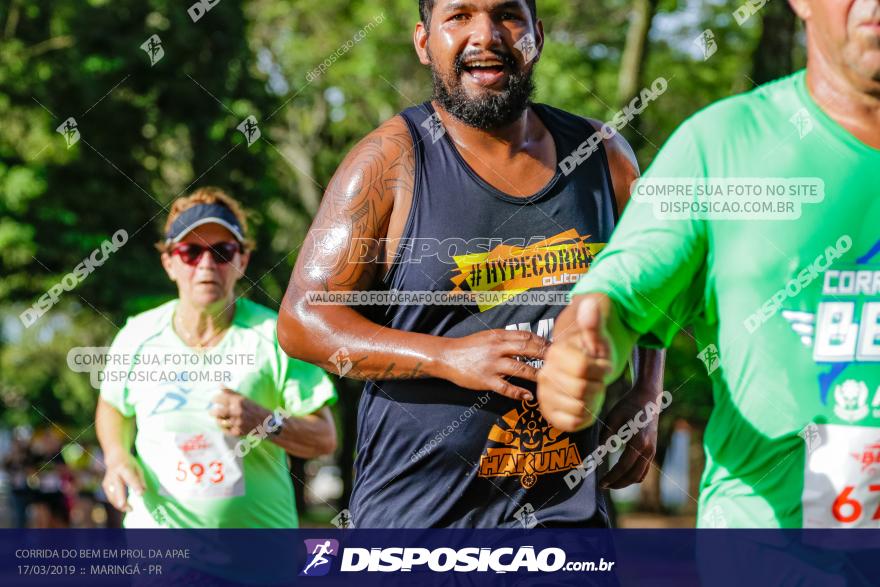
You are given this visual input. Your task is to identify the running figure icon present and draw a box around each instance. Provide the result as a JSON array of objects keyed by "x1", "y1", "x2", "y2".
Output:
[{"x1": 302, "y1": 540, "x2": 336, "y2": 575}]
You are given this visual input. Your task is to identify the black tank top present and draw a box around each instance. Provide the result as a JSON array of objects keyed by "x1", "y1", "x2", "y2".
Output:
[{"x1": 351, "y1": 101, "x2": 619, "y2": 528}]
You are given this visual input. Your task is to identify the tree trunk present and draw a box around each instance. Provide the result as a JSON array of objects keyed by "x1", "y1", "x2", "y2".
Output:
[
  {"x1": 751, "y1": 2, "x2": 797, "y2": 85},
  {"x1": 616, "y1": 0, "x2": 660, "y2": 149},
  {"x1": 272, "y1": 130, "x2": 323, "y2": 217},
  {"x1": 268, "y1": 100, "x2": 329, "y2": 218}
]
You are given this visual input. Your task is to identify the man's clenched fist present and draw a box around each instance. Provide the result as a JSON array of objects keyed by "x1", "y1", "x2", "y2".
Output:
[{"x1": 538, "y1": 294, "x2": 613, "y2": 432}]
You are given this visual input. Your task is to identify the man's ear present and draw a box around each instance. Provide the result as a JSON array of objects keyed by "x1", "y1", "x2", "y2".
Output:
[
  {"x1": 535, "y1": 19, "x2": 545, "y2": 61},
  {"x1": 414, "y1": 21, "x2": 431, "y2": 66},
  {"x1": 787, "y1": 0, "x2": 810, "y2": 21}
]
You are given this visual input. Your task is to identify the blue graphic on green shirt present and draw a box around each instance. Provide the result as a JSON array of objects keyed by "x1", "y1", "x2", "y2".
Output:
[{"x1": 784, "y1": 239, "x2": 880, "y2": 406}]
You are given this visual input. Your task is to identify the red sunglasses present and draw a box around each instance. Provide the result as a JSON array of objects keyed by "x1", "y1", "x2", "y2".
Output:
[{"x1": 170, "y1": 242, "x2": 242, "y2": 266}]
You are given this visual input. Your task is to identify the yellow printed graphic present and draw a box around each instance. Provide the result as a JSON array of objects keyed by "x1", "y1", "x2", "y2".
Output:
[{"x1": 450, "y1": 229, "x2": 605, "y2": 311}]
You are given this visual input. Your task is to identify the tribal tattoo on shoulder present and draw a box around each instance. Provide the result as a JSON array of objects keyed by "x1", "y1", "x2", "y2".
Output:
[{"x1": 294, "y1": 117, "x2": 415, "y2": 293}]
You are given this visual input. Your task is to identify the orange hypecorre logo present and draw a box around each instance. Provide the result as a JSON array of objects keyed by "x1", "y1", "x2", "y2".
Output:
[
  {"x1": 479, "y1": 399, "x2": 582, "y2": 488},
  {"x1": 450, "y1": 229, "x2": 605, "y2": 312}
]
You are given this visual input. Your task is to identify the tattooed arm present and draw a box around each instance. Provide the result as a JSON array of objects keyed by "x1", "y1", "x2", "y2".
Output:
[{"x1": 278, "y1": 117, "x2": 545, "y2": 401}]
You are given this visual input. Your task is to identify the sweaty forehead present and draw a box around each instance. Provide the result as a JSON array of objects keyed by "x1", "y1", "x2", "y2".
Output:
[{"x1": 434, "y1": 0, "x2": 530, "y2": 15}]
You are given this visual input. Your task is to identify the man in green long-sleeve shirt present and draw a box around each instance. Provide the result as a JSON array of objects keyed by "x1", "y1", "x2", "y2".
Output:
[{"x1": 538, "y1": 0, "x2": 880, "y2": 529}]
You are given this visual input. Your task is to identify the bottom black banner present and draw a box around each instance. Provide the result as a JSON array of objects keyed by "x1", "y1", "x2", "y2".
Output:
[{"x1": 2, "y1": 529, "x2": 877, "y2": 586}]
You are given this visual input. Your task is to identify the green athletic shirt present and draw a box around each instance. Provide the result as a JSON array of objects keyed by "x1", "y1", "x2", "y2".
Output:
[
  {"x1": 570, "y1": 70, "x2": 880, "y2": 528},
  {"x1": 99, "y1": 298, "x2": 336, "y2": 528}
]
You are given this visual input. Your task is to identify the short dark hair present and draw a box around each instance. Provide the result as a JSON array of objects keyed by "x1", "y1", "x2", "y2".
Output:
[{"x1": 419, "y1": 0, "x2": 538, "y2": 28}]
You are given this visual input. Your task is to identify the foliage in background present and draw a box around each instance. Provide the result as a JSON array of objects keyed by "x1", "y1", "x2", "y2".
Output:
[{"x1": 1, "y1": 0, "x2": 802, "y2": 436}]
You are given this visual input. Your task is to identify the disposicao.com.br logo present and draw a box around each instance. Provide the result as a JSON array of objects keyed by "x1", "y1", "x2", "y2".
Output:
[
  {"x1": 299, "y1": 542, "x2": 614, "y2": 575},
  {"x1": 300, "y1": 539, "x2": 339, "y2": 577}
]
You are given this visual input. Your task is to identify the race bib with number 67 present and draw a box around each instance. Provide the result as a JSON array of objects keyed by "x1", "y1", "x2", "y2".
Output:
[{"x1": 802, "y1": 424, "x2": 880, "y2": 528}]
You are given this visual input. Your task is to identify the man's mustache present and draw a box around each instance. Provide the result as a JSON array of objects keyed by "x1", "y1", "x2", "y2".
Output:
[{"x1": 453, "y1": 49, "x2": 519, "y2": 77}]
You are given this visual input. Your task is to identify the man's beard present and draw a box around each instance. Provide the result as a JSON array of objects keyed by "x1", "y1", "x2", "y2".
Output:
[{"x1": 430, "y1": 48, "x2": 535, "y2": 130}]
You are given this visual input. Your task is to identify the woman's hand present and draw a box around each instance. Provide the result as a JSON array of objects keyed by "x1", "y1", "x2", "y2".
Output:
[
  {"x1": 102, "y1": 453, "x2": 146, "y2": 512},
  {"x1": 209, "y1": 387, "x2": 272, "y2": 436}
]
